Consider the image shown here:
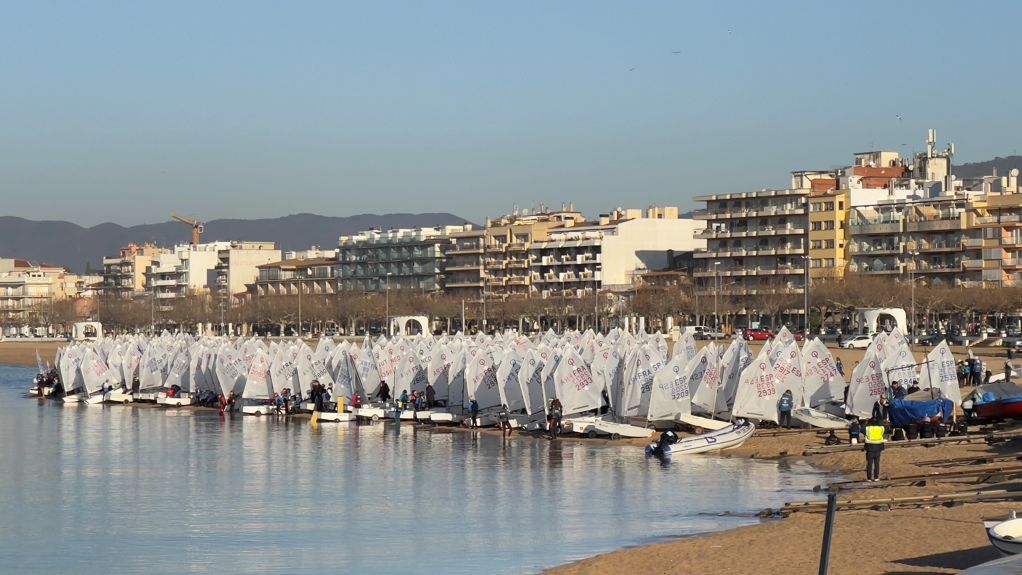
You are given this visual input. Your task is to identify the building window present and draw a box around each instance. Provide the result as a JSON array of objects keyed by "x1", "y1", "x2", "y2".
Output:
[
  {"x1": 838, "y1": 201, "x2": 844, "y2": 210},
  {"x1": 825, "y1": 240, "x2": 835, "y2": 249},
  {"x1": 824, "y1": 221, "x2": 835, "y2": 230},
  {"x1": 811, "y1": 222, "x2": 822, "y2": 231},
  {"x1": 811, "y1": 240, "x2": 822, "y2": 250}
]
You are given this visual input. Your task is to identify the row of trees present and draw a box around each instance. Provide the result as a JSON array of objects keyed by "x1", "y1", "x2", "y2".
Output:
[{"x1": 16, "y1": 275, "x2": 1022, "y2": 336}]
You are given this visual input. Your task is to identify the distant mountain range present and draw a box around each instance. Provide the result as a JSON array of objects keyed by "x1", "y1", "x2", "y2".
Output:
[
  {"x1": 0, "y1": 213, "x2": 474, "y2": 273},
  {"x1": 954, "y1": 156, "x2": 1022, "y2": 179}
]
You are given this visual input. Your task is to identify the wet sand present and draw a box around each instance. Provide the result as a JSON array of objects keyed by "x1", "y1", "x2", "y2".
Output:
[
  {"x1": 0, "y1": 340, "x2": 63, "y2": 368},
  {"x1": 544, "y1": 427, "x2": 1019, "y2": 575}
]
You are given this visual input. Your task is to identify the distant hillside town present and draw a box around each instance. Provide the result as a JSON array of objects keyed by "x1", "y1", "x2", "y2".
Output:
[{"x1": 5, "y1": 128, "x2": 1022, "y2": 339}]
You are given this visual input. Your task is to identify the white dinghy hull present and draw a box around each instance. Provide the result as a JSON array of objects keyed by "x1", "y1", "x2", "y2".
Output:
[
  {"x1": 156, "y1": 393, "x2": 194, "y2": 407},
  {"x1": 792, "y1": 407, "x2": 850, "y2": 429},
  {"x1": 106, "y1": 389, "x2": 133, "y2": 404},
  {"x1": 987, "y1": 518, "x2": 1022, "y2": 556},
  {"x1": 563, "y1": 415, "x2": 653, "y2": 439},
  {"x1": 651, "y1": 421, "x2": 756, "y2": 456},
  {"x1": 242, "y1": 405, "x2": 278, "y2": 416}
]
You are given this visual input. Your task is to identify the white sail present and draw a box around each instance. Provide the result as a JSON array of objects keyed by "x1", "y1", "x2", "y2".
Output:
[
  {"x1": 243, "y1": 348, "x2": 272, "y2": 400},
  {"x1": 465, "y1": 351, "x2": 501, "y2": 410},
  {"x1": 918, "y1": 341, "x2": 960, "y2": 405},
  {"x1": 164, "y1": 350, "x2": 192, "y2": 392},
  {"x1": 495, "y1": 349, "x2": 526, "y2": 412},
  {"x1": 881, "y1": 327, "x2": 916, "y2": 388},
  {"x1": 394, "y1": 351, "x2": 427, "y2": 395},
  {"x1": 846, "y1": 345, "x2": 885, "y2": 418},
  {"x1": 732, "y1": 352, "x2": 777, "y2": 421},
  {"x1": 80, "y1": 349, "x2": 118, "y2": 395},
  {"x1": 352, "y1": 343, "x2": 382, "y2": 398},
  {"x1": 214, "y1": 346, "x2": 247, "y2": 397},
  {"x1": 647, "y1": 354, "x2": 693, "y2": 421},
  {"x1": 673, "y1": 331, "x2": 697, "y2": 362},
  {"x1": 553, "y1": 347, "x2": 600, "y2": 415},
  {"x1": 518, "y1": 349, "x2": 546, "y2": 416},
  {"x1": 690, "y1": 342, "x2": 722, "y2": 415},
  {"x1": 801, "y1": 338, "x2": 843, "y2": 407},
  {"x1": 427, "y1": 346, "x2": 452, "y2": 403},
  {"x1": 717, "y1": 338, "x2": 752, "y2": 415}
]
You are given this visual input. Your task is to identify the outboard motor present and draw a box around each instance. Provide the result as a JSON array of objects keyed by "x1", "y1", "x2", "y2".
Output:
[{"x1": 646, "y1": 430, "x2": 679, "y2": 458}]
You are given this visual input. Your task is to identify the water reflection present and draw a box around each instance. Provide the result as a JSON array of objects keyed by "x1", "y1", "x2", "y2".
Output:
[{"x1": 0, "y1": 365, "x2": 831, "y2": 575}]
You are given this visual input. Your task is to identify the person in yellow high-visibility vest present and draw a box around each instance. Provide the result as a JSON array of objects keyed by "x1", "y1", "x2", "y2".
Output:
[{"x1": 864, "y1": 418, "x2": 886, "y2": 482}]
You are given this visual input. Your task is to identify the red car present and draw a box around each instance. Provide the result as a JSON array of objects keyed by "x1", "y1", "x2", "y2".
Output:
[{"x1": 744, "y1": 328, "x2": 771, "y2": 341}]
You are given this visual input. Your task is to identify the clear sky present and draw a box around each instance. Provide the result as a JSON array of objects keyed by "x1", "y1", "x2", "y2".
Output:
[{"x1": 3, "y1": 1, "x2": 1020, "y2": 226}]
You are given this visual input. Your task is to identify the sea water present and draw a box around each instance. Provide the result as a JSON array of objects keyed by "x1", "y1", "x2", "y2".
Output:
[{"x1": 0, "y1": 365, "x2": 831, "y2": 574}]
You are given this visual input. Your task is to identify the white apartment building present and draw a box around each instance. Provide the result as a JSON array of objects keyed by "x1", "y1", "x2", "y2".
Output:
[
  {"x1": 335, "y1": 226, "x2": 470, "y2": 292},
  {"x1": 530, "y1": 207, "x2": 705, "y2": 297},
  {"x1": 0, "y1": 259, "x2": 74, "y2": 336},
  {"x1": 146, "y1": 242, "x2": 233, "y2": 304}
]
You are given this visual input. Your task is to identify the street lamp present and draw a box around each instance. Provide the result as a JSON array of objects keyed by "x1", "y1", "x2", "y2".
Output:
[
  {"x1": 909, "y1": 250, "x2": 919, "y2": 341},
  {"x1": 385, "y1": 272, "x2": 392, "y2": 337},
  {"x1": 802, "y1": 255, "x2": 810, "y2": 334},
  {"x1": 713, "y1": 262, "x2": 721, "y2": 331}
]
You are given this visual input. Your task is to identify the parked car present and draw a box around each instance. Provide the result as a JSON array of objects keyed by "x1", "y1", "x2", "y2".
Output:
[
  {"x1": 918, "y1": 333, "x2": 948, "y2": 347},
  {"x1": 691, "y1": 326, "x2": 726, "y2": 340},
  {"x1": 840, "y1": 335, "x2": 872, "y2": 349},
  {"x1": 744, "y1": 328, "x2": 772, "y2": 341}
]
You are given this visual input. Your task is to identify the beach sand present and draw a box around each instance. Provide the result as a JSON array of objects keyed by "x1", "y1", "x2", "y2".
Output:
[
  {"x1": 544, "y1": 428, "x2": 1018, "y2": 575},
  {"x1": 0, "y1": 340, "x2": 64, "y2": 368}
]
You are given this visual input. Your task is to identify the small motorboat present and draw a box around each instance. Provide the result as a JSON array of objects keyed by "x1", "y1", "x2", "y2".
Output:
[
  {"x1": 645, "y1": 419, "x2": 755, "y2": 457},
  {"x1": 970, "y1": 383, "x2": 1022, "y2": 421},
  {"x1": 986, "y1": 514, "x2": 1022, "y2": 556}
]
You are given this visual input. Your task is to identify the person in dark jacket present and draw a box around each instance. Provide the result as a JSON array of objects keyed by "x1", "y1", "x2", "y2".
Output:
[
  {"x1": 778, "y1": 390, "x2": 794, "y2": 429},
  {"x1": 871, "y1": 396, "x2": 890, "y2": 425},
  {"x1": 377, "y1": 381, "x2": 391, "y2": 404},
  {"x1": 425, "y1": 383, "x2": 436, "y2": 409},
  {"x1": 467, "y1": 397, "x2": 479, "y2": 428},
  {"x1": 498, "y1": 404, "x2": 512, "y2": 438}
]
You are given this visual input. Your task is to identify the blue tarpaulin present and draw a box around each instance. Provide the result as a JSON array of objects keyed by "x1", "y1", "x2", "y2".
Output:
[{"x1": 889, "y1": 398, "x2": 955, "y2": 427}]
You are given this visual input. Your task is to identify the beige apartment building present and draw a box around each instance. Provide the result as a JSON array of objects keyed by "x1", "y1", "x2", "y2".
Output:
[{"x1": 102, "y1": 243, "x2": 168, "y2": 298}]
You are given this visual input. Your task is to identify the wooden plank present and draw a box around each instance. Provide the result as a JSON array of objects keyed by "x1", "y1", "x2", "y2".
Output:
[
  {"x1": 782, "y1": 489, "x2": 1021, "y2": 514},
  {"x1": 800, "y1": 431, "x2": 1022, "y2": 456},
  {"x1": 814, "y1": 466, "x2": 1022, "y2": 492}
]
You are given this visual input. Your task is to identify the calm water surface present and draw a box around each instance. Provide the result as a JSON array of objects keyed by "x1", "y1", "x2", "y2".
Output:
[{"x1": 0, "y1": 365, "x2": 830, "y2": 574}]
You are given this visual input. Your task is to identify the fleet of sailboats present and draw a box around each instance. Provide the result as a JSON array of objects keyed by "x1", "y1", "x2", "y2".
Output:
[{"x1": 30, "y1": 323, "x2": 963, "y2": 455}]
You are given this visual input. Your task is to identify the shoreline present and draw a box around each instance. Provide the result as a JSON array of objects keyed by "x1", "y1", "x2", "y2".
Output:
[
  {"x1": 542, "y1": 427, "x2": 1016, "y2": 575},
  {"x1": 6, "y1": 340, "x2": 1018, "y2": 573}
]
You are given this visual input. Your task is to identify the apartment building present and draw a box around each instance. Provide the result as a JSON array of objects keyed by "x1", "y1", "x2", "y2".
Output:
[
  {"x1": 530, "y1": 207, "x2": 704, "y2": 297},
  {"x1": 444, "y1": 227, "x2": 486, "y2": 299},
  {"x1": 692, "y1": 186, "x2": 810, "y2": 297},
  {"x1": 0, "y1": 259, "x2": 75, "y2": 335},
  {"x1": 211, "y1": 242, "x2": 282, "y2": 303},
  {"x1": 254, "y1": 257, "x2": 337, "y2": 297},
  {"x1": 334, "y1": 226, "x2": 468, "y2": 293},
  {"x1": 102, "y1": 243, "x2": 168, "y2": 298},
  {"x1": 145, "y1": 242, "x2": 233, "y2": 304}
]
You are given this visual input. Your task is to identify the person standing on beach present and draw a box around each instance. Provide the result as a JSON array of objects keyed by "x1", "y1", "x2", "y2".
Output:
[
  {"x1": 835, "y1": 358, "x2": 844, "y2": 378},
  {"x1": 467, "y1": 397, "x2": 479, "y2": 428},
  {"x1": 377, "y1": 380, "x2": 391, "y2": 404},
  {"x1": 778, "y1": 390, "x2": 793, "y2": 429},
  {"x1": 498, "y1": 404, "x2": 512, "y2": 438},
  {"x1": 864, "y1": 418, "x2": 886, "y2": 482},
  {"x1": 425, "y1": 382, "x2": 436, "y2": 409},
  {"x1": 1006, "y1": 355, "x2": 1016, "y2": 384}
]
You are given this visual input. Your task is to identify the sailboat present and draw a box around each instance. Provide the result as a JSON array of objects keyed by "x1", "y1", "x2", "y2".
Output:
[{"x1": 792, "y1": 338, "x2": 849, "y2": 429}]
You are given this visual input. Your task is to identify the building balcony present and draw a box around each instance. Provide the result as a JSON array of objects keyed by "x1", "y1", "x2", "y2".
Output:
[
  {"x1": 445, "y1": 263, "x2": 482, "y2": 272},
  {"x1": 508, "y1": 277, "x2": 529, "y2": 286},
  {"x1": 848, "y1": 244, "x2": 902, "y2": 255},
  {"x1": 446, "y1": 281, "x2": 485, "y2": 289},
  {"x1": 849, "y1": 221, "x2": 901, "y2": 235},
  {"x1": 483, "y1": 259, "x2": 505, "y2": 269},
  {"x1": 507, "y1": 260, "x2": 529, "y2": 269},
  {"x1": 447, "y1": 246, "x2": 484, "y2": 255},
  {"x1": 976, "y1": 214, "x2": 1022, "y2": 227},
  {"x1": 507, "y1": 242, "x2": 527, "y2": 251},
  {"x1": 906, "y1": 218, "x2": 960, "y2": 232},
  {"x1": 962, "y1": 259, "x2": 983, "y2": 271}
]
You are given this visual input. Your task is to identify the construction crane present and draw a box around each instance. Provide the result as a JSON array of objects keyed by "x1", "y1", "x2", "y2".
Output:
[{"x1": 171, "y1": 214, "x2": 205, "y2": 246}]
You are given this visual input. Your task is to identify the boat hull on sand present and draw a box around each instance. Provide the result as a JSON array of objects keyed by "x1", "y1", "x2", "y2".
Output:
[
  {"x1": 564, "y1": 415, "x2": 653, "y2": 439},
  {"x1": 647, "y1": 421, "x2": 756, "y2": 456},
  {"x1": 792, "y1": 406, "x2": 850, "y2": 429},
  {"x1": 986, "y1": 518, "x2": 1022, "y2": 556},
  {"x1": 976, "y1": 398, "x2": 1022, "y2": 420}
]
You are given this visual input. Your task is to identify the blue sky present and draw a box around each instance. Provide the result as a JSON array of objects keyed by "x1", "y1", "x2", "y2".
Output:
[{"x1": 2, "y1": 1, "x2": 1020, "y2": 226}]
